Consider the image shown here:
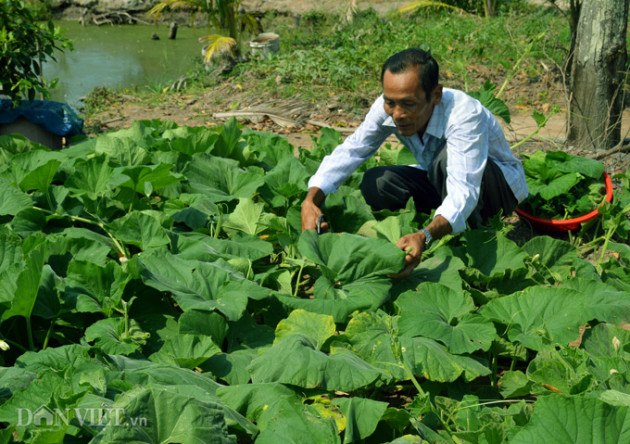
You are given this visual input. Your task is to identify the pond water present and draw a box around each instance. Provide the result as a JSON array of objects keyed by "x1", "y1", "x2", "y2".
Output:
[{"x1": 44, "y1": 21, "x2": 205, "y2": 109}]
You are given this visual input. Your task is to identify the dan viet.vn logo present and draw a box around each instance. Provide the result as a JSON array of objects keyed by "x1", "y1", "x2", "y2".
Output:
[{"x1": 17, "y1": 405, "x2": 148, "y2": 428}]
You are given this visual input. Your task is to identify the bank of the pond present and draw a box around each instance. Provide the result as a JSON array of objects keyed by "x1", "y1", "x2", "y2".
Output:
[{"x1": 45, "y1": 21, "x2": 205, "y2": 109}]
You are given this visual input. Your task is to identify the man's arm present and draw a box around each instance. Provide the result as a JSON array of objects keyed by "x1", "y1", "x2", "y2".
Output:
[
  {"x1": 301, "y1": 187, "x2": 328, "y2": 232},
  {"x1": 302, "y1": 96, "x2": 394, "y2": 231},
  {"x1": 388, "y1": 215, "x2": 452, "y2": 279}
]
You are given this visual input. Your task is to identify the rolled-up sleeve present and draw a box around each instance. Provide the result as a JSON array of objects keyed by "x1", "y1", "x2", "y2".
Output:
[
  {"x1": 434, "y1": 110, "x2": 488, "y2": 234},
  {"x1": 308, "y1": 96, "x2": 393, "y2": 195}
]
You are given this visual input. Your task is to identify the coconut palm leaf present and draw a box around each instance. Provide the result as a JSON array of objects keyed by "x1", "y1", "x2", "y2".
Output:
[{"x1": 199, "y1": 35, "x2": 237, "y2": 62}]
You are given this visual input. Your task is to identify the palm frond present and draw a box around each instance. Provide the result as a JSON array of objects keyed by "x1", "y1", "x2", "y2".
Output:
[
  {"x1": 240, "y1": 13, "x2": 262, "y2": 34},
  {"x1": 199, "y1": 34, "x2": 236, "y2": 61},
  {"x1": 147, "y1": 0, "x2": 199, "y2": 22}
]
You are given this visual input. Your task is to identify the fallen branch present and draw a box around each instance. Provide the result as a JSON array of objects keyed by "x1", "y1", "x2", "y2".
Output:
[
  {"x1": 593, "y1": 142, "x2": 630, "y2": 160},
  {"x1": 305, "y1": 120, "x2": 355, "y2": 135},
  {"x1": 101, "y1": 116, "x2": 125, "y2": 126}
]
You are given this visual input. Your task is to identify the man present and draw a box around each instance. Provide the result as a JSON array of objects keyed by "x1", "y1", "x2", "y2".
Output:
[{"x1": 301, "y1": 48, "x2": 528, "y2": 278}]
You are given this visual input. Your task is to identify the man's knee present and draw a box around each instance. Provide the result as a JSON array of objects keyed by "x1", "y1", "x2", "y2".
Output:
[{"x1": 360, "y1": 167, "x2": 409, "y2": 211}]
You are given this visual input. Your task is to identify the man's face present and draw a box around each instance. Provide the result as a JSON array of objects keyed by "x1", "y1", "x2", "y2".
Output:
[{"x1": 382, "y1": 67, "x2": 442, "y2": 137}]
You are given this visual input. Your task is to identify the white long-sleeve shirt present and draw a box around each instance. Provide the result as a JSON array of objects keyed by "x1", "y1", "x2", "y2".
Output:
[{"x1": 308, "y1": 88, "x2": 528, "y2": 233}]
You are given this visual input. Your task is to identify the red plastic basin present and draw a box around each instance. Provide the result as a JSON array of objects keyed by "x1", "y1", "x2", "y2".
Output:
[{"x1": 515, "y1": 172, "x2": 614, "y2": 233}]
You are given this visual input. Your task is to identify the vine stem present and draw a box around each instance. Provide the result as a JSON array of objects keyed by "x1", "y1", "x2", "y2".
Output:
[
  {"x1": 42, "y1": 318, "x2": 56, "y2": 350},
  {"x1": 68, "y1": 215, "x2": 128, "y2": 259},
  {"x1": 30, "y1": 207, "x2": 128, "y2": 259},
  {"x1": 25, "y1": 317, "x2": 35, "y2": 351},
  {"x1": 0, "y1": 335, "x2": 28, "y2": 353},
  {"x1": 293, "y1": 263, "x2": 305, "y2": 298}
]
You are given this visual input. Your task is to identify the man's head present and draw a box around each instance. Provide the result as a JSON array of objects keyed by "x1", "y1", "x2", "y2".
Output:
[{"x1": 381, "y1": 48, "x2": 442, "y2": 137}]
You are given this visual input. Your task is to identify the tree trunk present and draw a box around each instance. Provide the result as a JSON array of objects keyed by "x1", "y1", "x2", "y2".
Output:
[
  {"x1": 565, "y1": 0, "x2": 581, "y2": 75},
  {"x1": 567, "y1": 0, "x2": 629, "y2": 152}
]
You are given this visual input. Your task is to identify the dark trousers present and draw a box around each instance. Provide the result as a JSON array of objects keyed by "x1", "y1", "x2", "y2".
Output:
[{"x1": 359, "y1": 148, "x2": 518, "y2": 227}]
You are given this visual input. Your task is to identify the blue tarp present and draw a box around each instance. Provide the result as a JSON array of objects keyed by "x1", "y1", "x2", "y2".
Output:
[{"x1": 0, "y1": 99, "x2": 84, "y2": 137}]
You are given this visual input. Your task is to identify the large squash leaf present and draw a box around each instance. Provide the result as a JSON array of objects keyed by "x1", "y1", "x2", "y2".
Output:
[
  {"x1": 396, "y1": 283, "x2": 496, "y2": 354},
  {"x1": 298, "y1": 231, "x2": 404, "y2": 283},
  {"x1": 344, "y1": 312, "x2": 490, "y2": 384},
  {"x1": 249, "y1": 335, "x2": 381, "y2": 392},
  {"x1": 511, "y1": 394, "x2": 630, "y2": 443},
  {"x1": 94, "y1": 386, "x2": 237, "y2": 444},
  {"x1": 139, "y1": 250, "x2": 269, "y2": 321},
  {"x1": 481, "y1": 283, "x2": 630, "y2": 351},
  {"x1": 217, "y1": 383, "x2": 340, "y2": 444}
]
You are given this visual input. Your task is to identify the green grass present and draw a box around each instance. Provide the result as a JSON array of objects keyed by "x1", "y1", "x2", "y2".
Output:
[
  {"x1": 223, "y1": 5, "x2": 570, "y2": 112},
  {"x1": 81, "y1": 4, "x2": 572, "y2": 120}
]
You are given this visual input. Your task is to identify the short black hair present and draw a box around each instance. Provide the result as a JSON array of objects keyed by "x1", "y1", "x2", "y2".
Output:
[{"x1": 381, "y1": 48, "x2": 439, "y2": 101}]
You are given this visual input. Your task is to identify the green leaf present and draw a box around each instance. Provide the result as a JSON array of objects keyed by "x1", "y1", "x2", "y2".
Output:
[
  {"x1": 0, "y1": 178, "x2": 32, "y2": 215},
  {"x1": 184, "y1": 154, "x2": 264, "y2": 202},
  {"x1": 463, "y1": 230, "x2": 528, "y2": 278},
  {"x1": 498, "y1": 371, "x2": 534, "y2": 398},
  {"x1": 109, "y1": 211, "x2": 171, "y2": 250},
  {"x1": 84, "y1": 317, "x2": 148, "y2": 355},
  {"x1": 162, "y1": 125, "x2": 219, "y2": 156},
  {"x1": 277, "y1": 277, "x2": 393, "y2": 323},
  {"x1": 205, "y1": 349, "x2": 256, "y2": 385},
  {"x1": 9, "y1": 207, "x2": 48, "y2": 236},
  {"x1": 531, "y1": 109, "x2": 546, "y2": 126},
  {"x1": 243, "y1": 130, "x2": 293, "y2": 170},
  {"x1": 65, "y1": 154, "x2": 115, "y2": 199},
  {"x1": 539, "y1": 172, "x2": 581, "y2": 200},
  {"x1": 248, "y1": 335, "x2": 382, "y2": 391},
  {"x1": 46, "y1": 227, "x2": 114, "y2": 269},
  {"x1": 1, "y1": 245, "x2": 44, "y2": 321},
  {"x1": 345, "y1": 312, "x2": 490, "y2": 384},
  {"x1": 510, "y1": 394, "x2": 630, "y2": 444},
  {"x1": 175, "y1": 232, "x2": 272, "y2": 262},
  {"x1": 217, "y1": 383, "x2": 340, "y2": 444},
  {"x1": 113, "y1": 163, "x2": 183, "y2": 197},
  {"x1": 332, "y1": 397, "x2": 388, "y2": 444},
  {"x1": 64, "y1": 260, "x2": 130, "y2": 315},
  {"x1": 274, "y1": 309, "x2": 336, "y2": 350},
  {"x1": 523, "y1": 236, "x2": 579, "y2": 282},
  {"x1": 322, "y1": 187, "x2": 376, "y2": 234},
  {"x1": 179, "y1": 310, "x2": 228, "y2": 346},
  {"x1": 298, "y1": 231, "x2": 404, "y2": 283},
  {"x1": 95, "y1": 386, "x2": 237, "y2": 443},
  {"x1": 211, "y1": 117, "x2": 250, "y2": 165},
  {"x1": 466, "y1": 80, "x2": 510, "y2": 123},
  {"x1": 582, "y1": 323, "x2": 630, "y2": 391},
  {"x1": 10, "y1": 150, "x2": 64, "y2": 192},
  {"x1": 150, "y1": 334, "x2": 221, "y2": 369},
  {"x1": 0, "y1": 233, "x2": 24, "y2": 274},
  {"x1": 221, "y1": 198, "x2": 267, "y2": 236},
  {"x1": 139, "y1": 250, "x2": 269, "y2": 321},
  {"x1": 396, "y1": 283, "x2": 496, "y2": 354},
  {"x1": 400, "y1": 335, "x2": 491, "y2": 382},
  {"x1": 391, "y1": 250, "x2": 466, "y2": 295},
  {"x1": 94, "y1": 132, "x2": 151, "y2": 166},
  {"x1": 526, "y1": 345, "x2": 592, "y2": 395},
  {"x1": 552, "y1": 152, "x2": 604, "y2": 179},
  {"x1": 481, "y1": 283, "x2": 630, "y2": 351},
  {"x1": 263, "y1": 155, "x2": 309, "y2": 198}
]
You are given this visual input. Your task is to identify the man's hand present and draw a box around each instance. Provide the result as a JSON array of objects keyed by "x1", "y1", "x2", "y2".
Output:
[
  {"x1": 301, "y1": 187, "x2": 328, "y2": 232},
  {"x1": 388, "y1": 231, "x2": 426, "y2": 279},
  {"x1": 389, "y1": 215, "x2": 453, "y2": 279}
]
